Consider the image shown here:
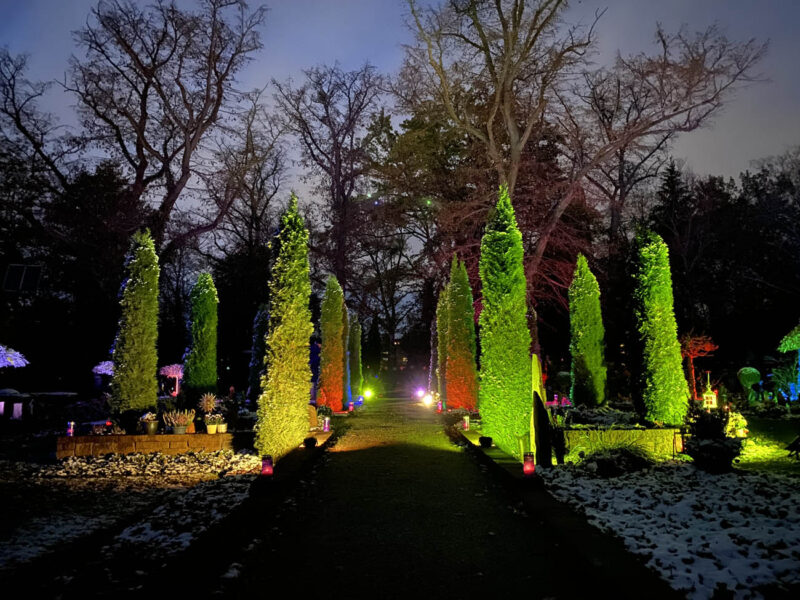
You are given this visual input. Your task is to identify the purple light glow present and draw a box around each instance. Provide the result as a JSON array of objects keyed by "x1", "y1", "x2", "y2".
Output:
[{"x1": 0, "y1": 344, "x2": 29, "y2": 369}]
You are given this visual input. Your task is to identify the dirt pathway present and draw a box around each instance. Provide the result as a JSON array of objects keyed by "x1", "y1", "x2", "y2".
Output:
[{"x1": 228, "y1": 396, "x2": 591, "y2": 599}]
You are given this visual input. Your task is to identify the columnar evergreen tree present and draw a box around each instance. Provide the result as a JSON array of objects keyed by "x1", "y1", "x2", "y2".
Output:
[
  {"x1": 111, "y1": 229, "x2": 160, "y2": 414},
  {"x1": 255, "y1": 195, "x2": 313, "y2": 459},
  {"x1": 568, "y1": 254, "x2": 607, "y2": 406},
  {"x1": 342, "y1": 302, "x2": 351, "y2": 406},
  {"x1": 479, "y1": 185, "x2": 532, "y2": 458},
  {"x1": 633, "y1": 231, "x2": 689, "y2": 425},
  {"x1": 446, "y1": 255, "x2": 478, "y2": 410},
  {"x1": 318, "y1": 276, "x2": 345, "y2": 411},
  {"x1": 246, "y1": 304, "x2": 269, "y2": 405},
  {"x1": 436, "y1": 283, "x2": 450, "y2": 406},
  {"x1": 349, "y1": 313, "x2": 363, "y2": 397},
  {"x1": 184, "y1": 272, "x2": 218, "y2": 394}
]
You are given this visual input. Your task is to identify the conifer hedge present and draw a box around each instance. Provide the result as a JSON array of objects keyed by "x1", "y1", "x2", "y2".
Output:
[
  {"x1": 478, "y1": 185, "x2": 532, "y2": 458},
  {"x1": 633, "y1": 231, "x2": 689, "y2": 425},
  {"x1": 111, "y1": 230, "x2": 160, "y2": 414},
  {"x1": 349, "y1": 313, "x2": 363, "y2": 397},
  {"x1": 446, "y1": 255, "x2": 478, "y2": 410},
  {"x1": 255, "y1": 196, "x2": 313, "y2": 458},
  {"x1": 318, "y1": 276, "x2": 345, "y2": 411},
  {"x1": 568, "y1": 254, "x2": 607, "y2": 406},
  {"x1": 184, "y1": 272, "x2": 218, "y2": 394},
  {"x1": 436, "y1": 283, "x2": 450, "y2": 406},
  {"x1": 342, "y1": 302, "x2": 351, "y2": 406}
]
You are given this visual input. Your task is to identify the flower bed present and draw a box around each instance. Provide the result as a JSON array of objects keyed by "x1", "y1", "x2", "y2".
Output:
[{"x1": 56, "y1": 433, "x2": 233, "y2": 458}]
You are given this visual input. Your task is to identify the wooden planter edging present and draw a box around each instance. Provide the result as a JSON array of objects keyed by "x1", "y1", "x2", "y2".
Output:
[{"x1": 56, "y1": 433, "x2": 233, "y2": 458}]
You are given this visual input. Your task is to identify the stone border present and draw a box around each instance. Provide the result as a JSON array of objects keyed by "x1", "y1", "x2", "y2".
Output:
[{"x1": 56, "y1": 433, "x2": 233, "y2": 458}]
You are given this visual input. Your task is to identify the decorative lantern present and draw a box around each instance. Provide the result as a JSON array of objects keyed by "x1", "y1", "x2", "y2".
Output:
[
  {"x1": 323, "y1": 416, "x2": 331, "y2": 433},
  {"x1": 261, "y1": 455, "x2": 274, "y2": 476},
  {"x1": 436, "y1": 400, "x2": 442, "y2": 413},
  {"x1": 702, "y1": 372, "x2": 717, "y2": 411},
  {"x1": 67, "y1": 421, "x2": 76, "y2": 437},
  {"x1": 462, "y1": 415, "x2": 470, "y2": 430},
  {"x1": 348, "y1": 400, "x2": 354, "y2": 412},
  {"x1": 523, "y1": 452, "x2": 536, "y2": 476}
]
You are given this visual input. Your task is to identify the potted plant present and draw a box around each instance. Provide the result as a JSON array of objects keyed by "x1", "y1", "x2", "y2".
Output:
[
  {"x1": 205, "y1": 412, "x2": 223, "y2": 434},
  {"x1": 684, "y1": 407, "x2": 743, "y2": 473},
  {"x1": 163, "y1": 409, "x2": 195, "y2": 434},
  {"x1": 140, "y1": 411, "x2": 159, "y2": 435}
]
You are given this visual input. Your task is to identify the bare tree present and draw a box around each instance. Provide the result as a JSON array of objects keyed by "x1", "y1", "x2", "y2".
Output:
[{"x1": 273, "y1": 62, "x2": 384, "y2": 292}]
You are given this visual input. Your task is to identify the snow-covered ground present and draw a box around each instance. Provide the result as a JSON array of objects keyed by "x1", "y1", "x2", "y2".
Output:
[
  {"x1": 540, "y1": 462, "x2": 800, "y2": 599},
  {"x1": 0, "y1": 451, "x2": 261, "y2": 570}
]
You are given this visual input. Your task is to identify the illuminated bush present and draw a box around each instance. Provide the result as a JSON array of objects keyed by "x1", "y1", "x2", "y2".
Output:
[
  {"x1": 436, "y1": 282, "x2": 449, "y2": 405},
  {"x1": 569, "y1": 254, "x2": 607, "y2": 406},
  {"x1": 255, "y1": 196, "x2": 313, "y2": 459},
  {"x1": 633, "y1": 231, "x2": 689, "y2": 425},
  {"x1": 184, "y1": 272, "x2": 218, "y2": 394},
  {"x1": 349, "y1": 313, "x2": 362, "y2": 396},
  {"x1": 318, "y1": 276, "x2": 345, "y2": 412},
  {"x1": 446, "y1": 255, "x2": 478, "y2": 410},
  {"x1": 478, "y1": 185, "x2": 532, "y2": 458},
  {"x1": 111, "y1": 230, "x2": 160, "y2": 413}
]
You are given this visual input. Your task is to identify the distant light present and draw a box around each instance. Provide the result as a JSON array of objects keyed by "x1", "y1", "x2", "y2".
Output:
[
  {"x1": 364, "y1": 389, "x2": 374, "y2": 399},
  {"x1": 323, "y1": 416, "x2": 330, "y2": 432},
  {"x1": 425, "y1": 199, "x2": 431, "y2": 206},
  {"x1": 422, "y1": 393, "x2": 433, "y2": 407},
  {"x1": 67, "y1": 421, "x2": 75, "y2": 437},
  {"x1": 105, "y1": 420, "x2": 112, "y2": 427},
  {"x1": 462, "y1": 415, "x2": 470, "y2": 431},
  {"x1": 415, "y1": 388, "x2": 425, "y2": 398}
]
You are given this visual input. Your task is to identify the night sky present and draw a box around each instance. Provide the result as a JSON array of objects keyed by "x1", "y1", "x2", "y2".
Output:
[{"x1": 1, "y1": 0, "x2": 798, "y2": 185}]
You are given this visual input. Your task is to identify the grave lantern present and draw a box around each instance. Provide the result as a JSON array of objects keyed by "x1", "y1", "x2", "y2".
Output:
[
  {"x1": 323, "y1": 416, "x2": 331, "y2": 433},
  {"x1": 261, "y1": 455, "x2": 274, "y2": 476},
  {"x1": 523, "y1": 452, "x2": 536, "y2": 476},
  {"x1": 462, "y1": 415, "x2": 470, "y2": 430},
  {"x1": 348, "y1": 400, "x2": 354, "y2": 412}
]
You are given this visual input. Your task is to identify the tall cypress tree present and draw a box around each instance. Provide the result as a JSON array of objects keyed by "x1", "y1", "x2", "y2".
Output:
[
  {"x1": 479, "y1": 185, "x2": 532, "y2": 458},
  {"x1": 633, "y1": 231, "x2": 689, "y2": 425},
  {"x1": 446, "y1": 255, "x2": 478, "y2": 410},
  {"x1": 349, "y1": 313, "x2": 363, "y2": 397},
  {"x1": 342, "y1": 302, "x2": 351, "y2": 406},
  {"x1": 184, "y1": 272, "x2": 218, "y2": 394},
  {"x1": 111, "y1": 229, "x2": 160, "y2": 414},
  {"x1": 246, "y1": 304, "x2": 269, "y2": 405},
  {"x1": 436, "y1": 283, "x2": 450, "y2": 406},
  {"x1": 318, "y1": 276, "x2": 345, "y2": 411},
  {"x1": 569, "y1": 254, "x2": 607, "y2": 406},
  {"x1": 255, "y1": 195, "x2": 313, "y2": 458}
]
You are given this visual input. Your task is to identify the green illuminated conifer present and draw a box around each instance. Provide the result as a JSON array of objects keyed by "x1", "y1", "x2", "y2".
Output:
[
  {"x1": 184, "y1": 272, "x2": 218, "y2": 394},
  {"x1": 255, "y1": 195, "x2": 313, "y2": 458},
  {"x1": 111, "y1": 230, "x2": 160, "y2": 413},
  {"x1": 446, "y1": 255, "x2": 478, "y2": 410},
  {"x1": 319, "y1": 276, "x2": 345, "y2": 411},
  {"x1": 569, "y1": 255, "x2": 607, "y2": 406},
  {"x1": 478, "y1": 185, "x2": 532, "y2": 458},
  {"x1": 633, "y1": 231, "x2": 689, "y2": 425}
]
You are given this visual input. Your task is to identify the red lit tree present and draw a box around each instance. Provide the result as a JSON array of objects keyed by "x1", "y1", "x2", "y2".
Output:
[{"x1": 680, "y1": 334, "x2": 718, "y2": 401}]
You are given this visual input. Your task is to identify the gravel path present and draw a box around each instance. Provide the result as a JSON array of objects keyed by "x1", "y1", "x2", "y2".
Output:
[{"x1": 226, "y1": 396, "x2": 591, "y2": 599}]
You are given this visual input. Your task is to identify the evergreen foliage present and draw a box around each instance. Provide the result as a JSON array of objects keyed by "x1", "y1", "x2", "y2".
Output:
[
  {"x1": 349, "y1": 313, "x2": 363, "y2": 396},
  {"x1": 111, "y1": 230, "x2": 160, "y2": 414},
  {"x1": 184, "y1": 272, "x2": 218, "y2": 394},
  {"x1": 478, "y1": 185, "x2": 532, "y2": 458},
  {"x1": 568, "y1": 254, "x2": 607, "y2": 406},
  {"x1": 247, "y1": 304, "x2": 270, "y2": 405},
  {"x1": 436, "y1": 283, "x2": 450, "y2": 405},
  {"x1": 255, "y1": 196, "x2": 313, "y2": 459},
  {"x1": 446, "y1": 255, "x2": 478, "y2": 410},
  {"x1": 342, "y1": 302, "x2": 351, "y2": 406},
  {"x1": 363, "y1": 318, "x2": 382, "y2": 375},
  {"x1": 633, "y1": 231, "x2": 689, "y2": 425},
  {"x1": 318, "y1": 276, "x2": 345, "y2": 411}
]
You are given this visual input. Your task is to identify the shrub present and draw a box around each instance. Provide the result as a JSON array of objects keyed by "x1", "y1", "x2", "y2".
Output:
[
  {"x1": 255, "y1": 195, "x2": 314, "y2": 459},
  {"x1": 478, "y1": 185, "x2": 532, "y2": 459},
  {"x1": 110, "y1": 230, "x2": 160, "y2": 414},
  {"x1": 568, "y1": 254, "x2": 607, "y2": 406},
  {"x1": 579, "y1": 447, "x2": 654, "y2": 478},
  {"x1": 184, "y1": 272, "x2": 218, "y2": 394},
  {"x1": 685, "y1": 408, "x2": 743, "y2": 473},
  {"x1": 633, "y1": 231, "x2": 689, "y2": 425},
  {"x1": 348, "y1": 313, "x2": 363, "y2": 397},
  {"x1": 446, "y1": 255, "x2": 478, "y2": 410}
]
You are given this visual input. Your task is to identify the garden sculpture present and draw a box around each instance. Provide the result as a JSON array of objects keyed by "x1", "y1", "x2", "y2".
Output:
[{"x1": 737, "y1": 367, "x2": 761, "y2": 406}]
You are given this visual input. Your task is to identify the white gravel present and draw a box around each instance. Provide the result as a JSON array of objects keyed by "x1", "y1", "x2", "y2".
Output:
[{"x1": 540, "y1": 462, "x2": 800, "y2": 599}]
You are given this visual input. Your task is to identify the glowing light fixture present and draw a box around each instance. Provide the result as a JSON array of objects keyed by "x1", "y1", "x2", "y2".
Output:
[
  {"x1": 363, "y1": 388, "x2": 374, "y2": 400},
  {"x1": 436, "y1": 400, "x2": 442, "y2": 413},
  {"x1": 348, "y1": 400, "x2": 354, "y2": 412},
  {"x1": 702, "y1": 373, "x2": 717, "y2": 411},
  {"x1": 67, "y1": 421, "x2": 75, "y2": 437},
  {"x1": 261, "y1": 455, "x2": 274, "y2": 476},
  {"x1": 523, "y1": 452, "x2": 536, "y2": 476},
  {"x1": 323, "y1": 416, "x2": 330, "y2": 432},
  {"x1": 422, "y1": 393, "x2": 434, "y2": 407},
  {"x1": 462, "y1": 415, "x2": 470, "y2": 430},
  {"x1": 416, "y1": 388, "x2": 425, "y2": 398}
]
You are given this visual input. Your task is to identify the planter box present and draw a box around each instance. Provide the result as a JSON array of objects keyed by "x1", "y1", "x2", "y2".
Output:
[{"x1": 56, "y1": 433, "x2": 233, "y2": 458}]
